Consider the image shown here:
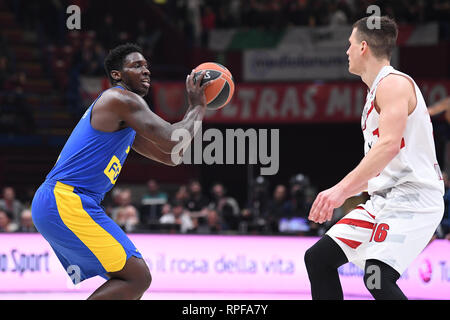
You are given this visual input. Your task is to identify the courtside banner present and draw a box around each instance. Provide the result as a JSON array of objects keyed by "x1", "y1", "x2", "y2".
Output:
[
  {"x1": 243, "y1": 47, "x2": 361, "y2": 81},
  {"x1": 152, "y1": 80, "x2": 450, "y2": 123},
  {"x1": 0, "y1": 234, "x2": 449, "y2": 299}
]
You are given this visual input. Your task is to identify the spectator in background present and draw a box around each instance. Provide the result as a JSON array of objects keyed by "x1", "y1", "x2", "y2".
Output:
[
  {"x1": 328, "y1": 0, "x2": 349, "y2": 25},
  {"x1": 140, "y1": 179, "x2": 168, "y2": 223},
  {"x1": 97, "y1": 13, "x2": 119, "y2": 49},
  {"x1": 201, "y1": 5, "x2": 216, "y2": 46},
  {"x1": 186, "y1": 179, "x2": 209, "y2": 213},
  {"x1": 206, "y1": 208, "x2": 221, "y2": 233},
  {"x1": 160, "y1": 201, "x2": 194, "y2": 233},
  {"x1": 208, "y1": 183, "x2": 240, "y2": 231},
  {"x1": 0, "y1": 83, "x2": 35, "y2": 134},
  {"x1": 16, "y1": 208, "x2": 36, "y2": 233},
  {"x1": 136, "y1": 19, "x2": 161, "y2": 60},
  {"x1": 285, "y1": 0, "x2": 308, "y2": 26},
  {"x1": 174, "y1": 184, "x2": 190, "y2": 207},
  {"x1": 92, "y1": 43, "x2": 106, "y2": 73},
  {"x1": 215, "y1": 3, "x2": 233, "y2": 28},
  {"x1": 196, "y1": 207, "x2": 221, "y2": 234},
  {"x1": 110, "y1": 188, "x2": 133, "y2": 221},
  {"x1": 115, "y1": 205, "x2": 140, "y2": 233},
  {"x1": 266, "y1": 184, "x2": 292, "y2": 233},
  {"x1": 142, "y1": 179, "x2": 168, "y2": 202},
  {"x1": 3, "y1": 69, "x2": 26, "y2": 93},
  {"x1": 228, "y1": 0, "x2": 243, "y2": 27},
  {"x1": 287, "y1": 173, "x2": 314, "y2": 219},
  {"x1": 160, "y1": 203, "x2": 172, "y2": 218},
  {"x1": 428, "y1": 96, "x2": 450, "y2": 176},
  {"x1": 284, "y1": 173, "x2": 316, "y2": 234},
  {"x1": 242, "y1": 176, "x2": 271, "y2": 233},
  {"x1": 0, "y1": 55, "x2": 12, "y2": 89},
  {"x1": 78, "y1": 36, "x2": 104, "y2": 76},
  {"x1": 0, "y1": 208, "x2": 14, "y2": 232},
  {"x1": 0, "y1": 186, "x2": 24, "y2": 227},
  {"x1": 104, "y1": 187, "x2": 122, "y2": 217}
]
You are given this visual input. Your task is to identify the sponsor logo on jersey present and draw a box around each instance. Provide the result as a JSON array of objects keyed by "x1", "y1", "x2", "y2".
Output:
[{"x1": 104, "y1": 155, "x2": 122, "y2": 184}]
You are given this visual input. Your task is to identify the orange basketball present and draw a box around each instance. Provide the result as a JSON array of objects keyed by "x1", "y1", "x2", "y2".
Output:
[{"x1": 193, "y1": 62, "x2": 235, "y2": 110}]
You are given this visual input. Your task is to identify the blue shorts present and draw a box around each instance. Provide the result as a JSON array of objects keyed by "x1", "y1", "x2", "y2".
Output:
[{"x1": 31, "y1": 180, "x2": 142, "y2": 284}]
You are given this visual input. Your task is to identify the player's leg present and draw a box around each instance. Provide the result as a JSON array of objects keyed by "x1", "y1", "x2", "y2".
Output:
[
  {"x1": 88, "y1": 256, "x2": 151, "y2": 300},
  {"x1": 306, "y1": 204, "x2": 376, "y2": 299},
  {"x1": 363, "y1": 259, "x2": 407, "y2": 300},
  {"x1": 73, "y1": 193, "x2": 151, "y2": 300},
  {"x1": 304, "y1": 235, "x2": 348, "y2": 299},
  {"x1": 52, "y1": 182, "x2": 151, "y2": 299}
]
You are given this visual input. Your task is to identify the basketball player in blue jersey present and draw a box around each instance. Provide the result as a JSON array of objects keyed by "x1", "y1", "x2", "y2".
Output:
[{"x1": 31, "y1": 43, "x2": 211, "y2": 299}]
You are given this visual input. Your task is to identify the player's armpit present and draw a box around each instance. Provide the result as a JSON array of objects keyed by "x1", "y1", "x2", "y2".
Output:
[{"x1": 132, "y1": 134, "x2": 180, "y2": 166}]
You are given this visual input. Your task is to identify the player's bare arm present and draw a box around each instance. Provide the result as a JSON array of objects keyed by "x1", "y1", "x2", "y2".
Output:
[
  {"x1": 132, "y1": 134, "x2": 180, "y2": 166},
  {"x1": 93, "y1": 70, "x2": 210, "y2": 155},
  {"x1": 309, "y1": 75, "x2": 414, "y2": 224}
]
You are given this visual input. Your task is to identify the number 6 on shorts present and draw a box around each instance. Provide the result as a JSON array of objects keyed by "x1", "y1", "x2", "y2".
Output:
[{"x1": 370, "y1": 223, "x2": 389, "y2": 242}]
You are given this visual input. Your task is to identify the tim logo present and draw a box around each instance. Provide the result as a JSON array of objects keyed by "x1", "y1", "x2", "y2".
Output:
[
  {"x1": 104, "y1": 155, "x2": 122, "y2": 184},
  {"x1": 418, "y1": 259, "x2": 433, "y2": 283}
]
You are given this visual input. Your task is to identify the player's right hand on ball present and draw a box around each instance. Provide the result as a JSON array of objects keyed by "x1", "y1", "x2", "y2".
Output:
[{"x1": 186, "y1": 70, "x2": 211, "y2": 108}]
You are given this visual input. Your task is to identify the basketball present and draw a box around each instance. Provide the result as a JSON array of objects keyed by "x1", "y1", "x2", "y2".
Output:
[{"x1": 193, "y1": 62, "x2": 235, "y2": 110}]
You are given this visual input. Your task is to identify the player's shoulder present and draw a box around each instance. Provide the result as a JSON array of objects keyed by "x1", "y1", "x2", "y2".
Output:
[
  {"x1": 99, "y1": 86, "x2": 142, "y2": 109},
  {"x1": 378, "y1": 72, "x2": 414, "y2": 95},
  {"x1": 102, "y1": 86, "x2": 136, "y2": 101}
]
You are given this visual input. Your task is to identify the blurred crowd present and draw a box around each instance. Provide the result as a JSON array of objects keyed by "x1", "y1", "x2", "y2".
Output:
[
  {"x1": 2, "y1": 172, "x2": 450, "y2": 241},
  {"x1": 194, "y1": 0, "x2": 450, "y2": 28},
  {"x1": 170, "y1": 0, "x2": 450, "y2": 46},
  {"x1": 0, "y1": 32, "x2": 35, "y2": 134},
  {"x1": 1, "y1": 0, "x2": 449, "y2": 118},
  {"x1": 98, "y1": 174, "x2": 322, "y2": 235}
]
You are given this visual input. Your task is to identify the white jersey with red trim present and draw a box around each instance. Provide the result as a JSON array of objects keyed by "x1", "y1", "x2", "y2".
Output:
[{"x1": 361, "y1": 65, "x2": 444, "y2": 197}]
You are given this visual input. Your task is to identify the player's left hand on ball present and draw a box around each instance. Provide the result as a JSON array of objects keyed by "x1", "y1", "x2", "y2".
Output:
[{"x1": 308, "y1": 185, "x2": 346, "y2": 224}]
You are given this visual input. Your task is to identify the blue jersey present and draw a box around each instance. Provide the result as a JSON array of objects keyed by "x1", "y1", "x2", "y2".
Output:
[{"x1": 46, "y1": 86, "x2": 136, "y2": 201}]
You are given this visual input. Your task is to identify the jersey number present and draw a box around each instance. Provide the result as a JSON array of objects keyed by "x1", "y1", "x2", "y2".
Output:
[{"x1": 369, "y1": 223, "x2": 389, "y2": 242}]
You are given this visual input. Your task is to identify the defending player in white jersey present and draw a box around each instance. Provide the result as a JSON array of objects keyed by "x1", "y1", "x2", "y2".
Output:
[{"x1": 304, "y1": 16, "x2": 444, "y2": 300}]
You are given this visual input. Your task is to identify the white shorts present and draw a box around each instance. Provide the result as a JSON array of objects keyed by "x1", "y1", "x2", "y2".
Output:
[{"x1": 326, "y1": 189, "x2": 444, "y2": 275}]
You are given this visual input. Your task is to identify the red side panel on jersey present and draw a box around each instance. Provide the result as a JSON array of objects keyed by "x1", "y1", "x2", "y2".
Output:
[
  {"x1": 355, "y1": 206, "x2": 376, "y2": 220},
  {"x1": 336, "y1": 218, "x2": 375, "y2": 230},
  {"x1": 336, "y1": 237, "x2": 362, "y2": 249}
]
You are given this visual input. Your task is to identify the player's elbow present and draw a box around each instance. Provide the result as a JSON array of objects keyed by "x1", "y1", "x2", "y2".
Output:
[
  {"x1": 382, "y1": 139, "x2": 402, "y2": 158},
  {"x1": 165, "y1": 159, "x2": 180, "y2": 167},
  {"x1": 164, "y1": 154, "x2": 183, "y2": 166}
]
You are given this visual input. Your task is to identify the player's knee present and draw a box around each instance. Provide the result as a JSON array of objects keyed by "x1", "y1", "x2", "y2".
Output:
[
  {"x1": 136, "y1": 262, "x2": 152, "y2": 293},
  {"x1": 123, "y1": 257, "x2": 152, "y2": 294},
  {"x1": 304, "y1": 239, "x2": 329, "y2": 270},
  {"x1": 143, "y1": 266, "x2": 152, "y2": 290},
  {"x1": 304, "y1": 246, "x2": 319, "y2": 272}
]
